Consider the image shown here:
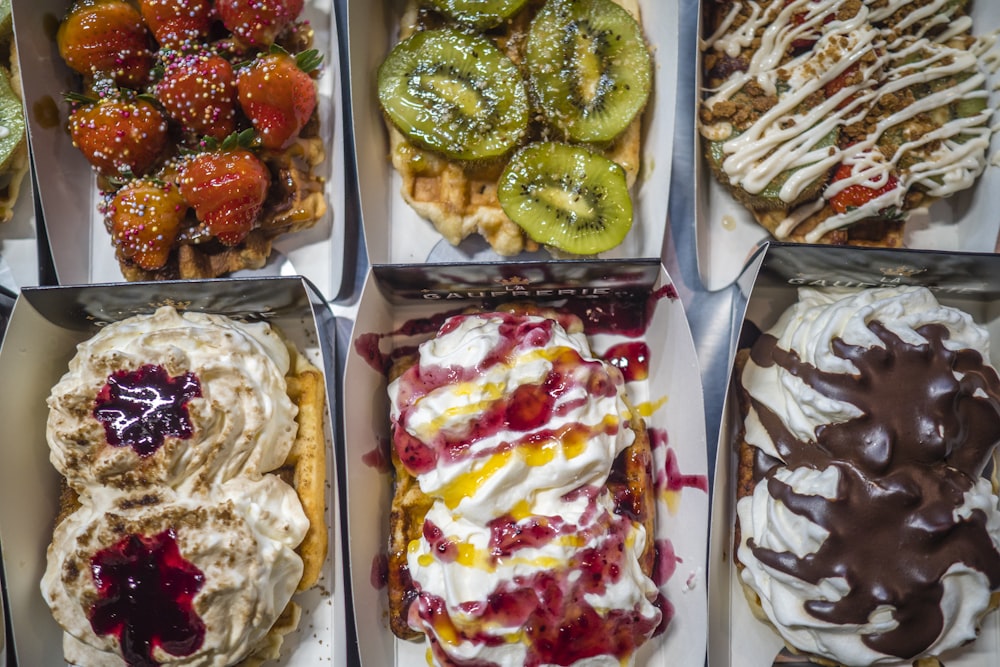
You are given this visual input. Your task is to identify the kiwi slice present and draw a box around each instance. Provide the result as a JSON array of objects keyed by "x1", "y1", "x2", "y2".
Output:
[
  {"x1": 498, "y1": 142, "x2": 632, "y2": 255},
  {"x1": 0, "y1": 66, "x2": 24, "y2": 172},
  {"x1": 425, "y1": 0, "x2": 530, "y2": 29},
  {"x1": 525, "y1": 0, "x2": 651, "y2": 144},
  {"x1": 377, "y1": 28, "x2": 529, "y2": 161}
]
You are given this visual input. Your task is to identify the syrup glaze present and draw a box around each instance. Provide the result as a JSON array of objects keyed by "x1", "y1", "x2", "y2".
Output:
[{"x1": 391, "y1": 310, "x2": 663, "y2": 665}]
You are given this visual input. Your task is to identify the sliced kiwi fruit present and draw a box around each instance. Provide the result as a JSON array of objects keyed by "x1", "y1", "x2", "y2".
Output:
[
  {"x1": 498, "y1": 142, "x2": 632, "y2": 255},
  {"x1": 425, "y1": 0, "x2": 530, "y2": 30},
  {"x1": 377, "y1": 28, "x2": 529, "y2": 161},
  {"x1": 0, "y1": 65, "x2": 24, "y2": 173},
  {"x1": 525, "y1": 0, "x2": 651, "y2": 144}
]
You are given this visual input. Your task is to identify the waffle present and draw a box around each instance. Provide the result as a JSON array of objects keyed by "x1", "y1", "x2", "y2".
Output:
[
  {"x1": 700, "y1": 0, "x2": 991, "y2": 248},
  {"x1": 386, "y1": 304, "x2": 656, "y2": 641},
  {"x1": 387, "y1": 0, "x2": 645, "y2": 256},
  {"x1": 50, "y1": 326, "x2": 328, "y2": 666},
  {"x1": 732, "y1": 340, "x2": 1000, "y2": 667},
  {"x1": 117, "y1": 134, "x2": 328, "y2": 282}
]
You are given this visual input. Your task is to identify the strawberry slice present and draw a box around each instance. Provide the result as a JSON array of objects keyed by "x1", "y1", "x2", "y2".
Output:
[
  {"x1": 217, "y1": 0, "x2": 304, "y2": 47},
  {"x1": 57, "y1": 0, "x2": 154, "y2": 87},
  {"x1": 236, "y1": 48, "x2": 320, "y2": 151},
  {"x1": 829, "y1": 163, "x2": 900, "y2": 215},
  {"x1": 68, "y1": 96, "x2": 169, "y2": 178},
  {"x1": 109, "y1": 179, "x2": 187, "y2": 270},
  {"x1": 139, "y1": 0, "x2": 214, "y2": 49},
  {"x1": 179, "y1": 145, "x2": 271, "y2": 246},
  {"x1": 157, "y1": 53, "x2": 237, "y2": 141},
  {"x1": 783, "y1": 0, "x2": 834, "y2": 52}
]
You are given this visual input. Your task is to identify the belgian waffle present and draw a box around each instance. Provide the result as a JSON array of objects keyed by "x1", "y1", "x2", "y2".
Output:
[{"x1": 386, "y1": 0, "x2": 645, "y2": 256}]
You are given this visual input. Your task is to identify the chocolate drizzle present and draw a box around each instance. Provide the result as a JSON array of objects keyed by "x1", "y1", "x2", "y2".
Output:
[{"x1": 746, "y1": 320, "x2": 1000, "y2": 659}]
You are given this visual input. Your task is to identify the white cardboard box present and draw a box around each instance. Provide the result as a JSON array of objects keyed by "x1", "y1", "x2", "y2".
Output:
[
  {"x1": 10, "y1": 0, "x2": 348, "y2": 297},
  {"x1": 694, "y1": 3, "x2": 1000, "y2": 292},
  {"x1": 342, "y1": 258, "x2": 709, "y2": 665},
  {"x1": 0, "y1": 276, "x2": 347, "y2": 665},
  {"x1": 347, "y1": 0, "x2": 679, "y2": 264},
  {"x1": 709, "y1": 243, "x2": 1000, "y2": 666}
]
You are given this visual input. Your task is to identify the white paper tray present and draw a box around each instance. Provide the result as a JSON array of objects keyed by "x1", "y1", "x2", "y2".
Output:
[
  {"x1": 10, "y1": 0, "x2": 348, "y2": 298},
  {"x1": 341, "y1": 259, "x2": 709, "y2": 665},
  {"x1": 0, "y1": 277, "x2": 347, "y2": 666}
]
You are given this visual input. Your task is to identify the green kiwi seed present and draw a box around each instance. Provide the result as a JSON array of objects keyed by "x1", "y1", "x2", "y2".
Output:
[
  {"x1": 377, "y1": 28, "x2": 529, "y2": 161},
  {"x1": 426, "y1": 0, "x2": 530, "y2": 30},
  {"x1": 498, "y1": 141, "x2": 633, "y2": 255},
  {"x1": 526, "y1": 0, "x2": 651, "y2": 144}
]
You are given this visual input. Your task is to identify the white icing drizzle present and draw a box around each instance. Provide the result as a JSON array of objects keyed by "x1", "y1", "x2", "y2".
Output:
[{"x1": 701, "y1": 0, "x2": 993, "y2": 241}]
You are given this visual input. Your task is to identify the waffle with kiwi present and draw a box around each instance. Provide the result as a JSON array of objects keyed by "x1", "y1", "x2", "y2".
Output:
[
  {"x1": 378, "y1": 0, "x2": 650, "y2": 257},
  {"x1": 700, "y1": 0, "x2": 990, "y2": 247}
]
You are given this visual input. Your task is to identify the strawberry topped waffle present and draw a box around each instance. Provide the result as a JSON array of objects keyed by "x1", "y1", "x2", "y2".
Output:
[{"x1": 56, "y1": 0, "x2": 327, "y2": 280}]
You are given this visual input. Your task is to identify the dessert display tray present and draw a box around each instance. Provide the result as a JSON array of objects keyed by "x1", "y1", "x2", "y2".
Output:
[
  {"x1": 709, "y1": 243, "x2": 1000, "y2": 667},
  {"x1": 0, "y1": 277, "x2": 347, "y2": 666},
  {"x1": 347, "y1": 0, "x2": 678, "y2": 264},
  {"x1": 9, "y1": 0, "x2": 349, "y2": 298},
  {"x1": 693, "y1": 1, "x2": 1000, "y2": 292},
  {"x1": 340, "y1": 259, "x2": 710, "y2": 665}
]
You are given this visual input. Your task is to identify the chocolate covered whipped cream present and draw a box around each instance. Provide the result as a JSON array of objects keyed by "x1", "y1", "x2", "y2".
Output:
[{"x1": 737, "y1": 286, "x2": 1000, "y2": 666}]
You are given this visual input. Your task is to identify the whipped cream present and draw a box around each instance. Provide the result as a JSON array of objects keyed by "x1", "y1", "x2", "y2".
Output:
[
  {"x1": 47, "y1": 306, "x2": 299, "y2": 493},
  {"x1": 389, "y1": 311, "x2": 661, "y2": 666},
  {"x1": 42, "y1": 306, "x2": 316, "y2": 667},
  {"x1": 738, "y1": 286, "x2": 1000, "y2": 666},
  {"x1": 42, "y1": 478, "x2": 308, "y2": 667}
]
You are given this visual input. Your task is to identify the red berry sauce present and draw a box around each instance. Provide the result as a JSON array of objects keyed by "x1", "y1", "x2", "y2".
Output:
[
  {"x1": 93, "y1": 364, "x2": 201, "y2": 458},
  {"x1": 604, "y1": 341, "x2": 650, "y2": 382},
  {"x1": 89, "y1": 529, "x2": 206, "y2": 666},
  {"x1": 414, "y1": 506, "x2": 661, "y2": 667}
]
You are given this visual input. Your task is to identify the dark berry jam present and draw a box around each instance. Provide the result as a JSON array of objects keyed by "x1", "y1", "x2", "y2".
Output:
[
  {"x1": 93, "y1": 364, "x2": 201, "y2": 458},
  {"x1": 89, "y1": 529, "x2": 206, "y2": 667}
]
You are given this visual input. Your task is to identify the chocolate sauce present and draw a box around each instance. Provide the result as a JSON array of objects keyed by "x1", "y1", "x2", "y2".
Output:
[{"x1": 747, "y1": 321, "x2": 1000, "y2": 659}]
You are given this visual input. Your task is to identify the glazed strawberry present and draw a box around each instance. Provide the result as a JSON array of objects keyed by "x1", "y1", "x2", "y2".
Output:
[
  {"x1": 109, "y1": 179, "x2": 187, "y2": 270},
  {"x1": 158, "y1": 53, "x2": 237, "y2": 141},
  {"x1": 829, "y1": 163, "x2": 900, "y2": 215},
  {"x1": 217, "y1": 0, "x2": 304, "y2": 47},
  {"x1": 237, "y1": 49, "x2": 320, "y2": 151},
  {"x1": 68, "y1": 96, "x2": 169, "y2": 178},
  {"x1": 179, "y1": 146, "x2": 271, "y2": 246},
  {"x1": 139, "y1": 0, "x2": 214, "y2": 50},
  {"x1": 57, "y1": 0, "x2": 154, "y2": 87}
]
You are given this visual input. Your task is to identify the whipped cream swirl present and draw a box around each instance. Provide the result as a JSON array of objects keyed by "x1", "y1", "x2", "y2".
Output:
[
  {"x1": 738, "y1": 286, "x2": 1000, "y2": 665},
  {"x1": 389, "y1": 311, "x2": 661, "y2": 666},
  {"x1": 47, "y1": 306, "x2": 299, "y2": 493}
]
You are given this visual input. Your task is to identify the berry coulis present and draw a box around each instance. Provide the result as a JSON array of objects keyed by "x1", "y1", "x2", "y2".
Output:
[
  {"x1": 89, "y1": 529, "x2": 206, "y2": 666},
  {"x1": 93, "y1": 364, "x2": 201, "y2": 457}
]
